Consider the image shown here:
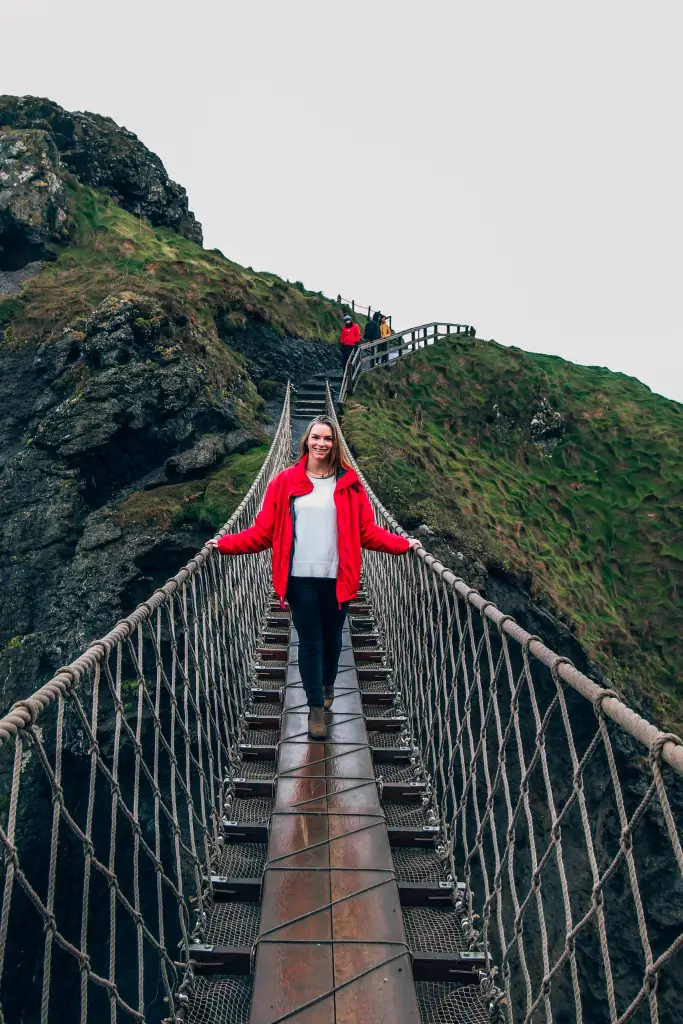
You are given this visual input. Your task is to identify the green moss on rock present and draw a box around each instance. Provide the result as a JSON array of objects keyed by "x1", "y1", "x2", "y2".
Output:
[{"x1": 115, "y1": 443, "x2": 270, "y2": 534}]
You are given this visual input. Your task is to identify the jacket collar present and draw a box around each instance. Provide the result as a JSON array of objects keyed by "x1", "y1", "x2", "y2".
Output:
[{"x1": 289, "y1": 454, "x2": 359, "y2": 495}]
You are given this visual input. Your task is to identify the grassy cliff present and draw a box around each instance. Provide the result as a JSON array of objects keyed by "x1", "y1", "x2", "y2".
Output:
[
  {"x1": 0, "y1": 176, "x2": 345, "y2": 351},
  {"x1": 342, "y1": 337, "x2": 683, "y2": 729},
  {"x1": 0, "y1": 176, "x2": 353, "y2": 528}
]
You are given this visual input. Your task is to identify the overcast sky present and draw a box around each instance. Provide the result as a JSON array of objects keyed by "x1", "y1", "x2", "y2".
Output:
[{"x1": 3, "y1": 1, "x2": 682, "y2": 402}]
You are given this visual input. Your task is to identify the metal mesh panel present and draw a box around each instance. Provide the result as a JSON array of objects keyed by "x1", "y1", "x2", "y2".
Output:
[
  {"x1": 203, "y1": 902, "x2": 260, "y2": 947},
  {"x1": 364, "y1": 703, "x2": 401, "y2": 718},
  {"x1": 216, "y1": 842, "x2": 268, "y2": 879},
  {"x1": 242, "y1": 730, "x2": 279, "y2": 746},
  {"x1": 415, "y1": 982, "x2": 490, "y2": 1024},
  {"x1": 186, "y1": 976, "x2": 253, "y2": 1024},
  {"x1": 392, "y1": 847, "x2": 449, "y2": 884},
  {"x1": 368, "y1": 731, "x2": 409, "y2": 749},
  {"x1": 226, "y1": 798, "x2": 272, "y2": 823},
  {"x1": 237, "y1": 759, "x2": 277, "y2": 780},
  {"x1": 360, "y1": 678, "x2": 396, "y2": 693},
  {"x1": 403, "y1": 906, "x2": 468, "y2": 954},
  {"x1": 248, "y1": 702, "x2": 282, "y2": 716},
  {"x1": 383, "y1": 803, "x2": 428, "y2": 827},
  {"x1": 249, "y1": 677, "x2": 282, "y2": 692},
  {"x1": 376, "y1": 763, "x2": 421, "y2": 783}
]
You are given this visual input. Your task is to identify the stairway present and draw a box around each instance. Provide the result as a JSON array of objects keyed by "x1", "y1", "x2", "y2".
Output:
[
  {"x1": 291, "y1": 369, "x2": 344, "y2": 447},
  {"x1": 185, "y1": 590, "x2": 490, "y2": 1023}
]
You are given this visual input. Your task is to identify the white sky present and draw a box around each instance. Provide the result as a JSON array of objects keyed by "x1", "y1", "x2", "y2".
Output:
[{"x1": 3, "y1": 0, "x2": 682, "y2": 402}]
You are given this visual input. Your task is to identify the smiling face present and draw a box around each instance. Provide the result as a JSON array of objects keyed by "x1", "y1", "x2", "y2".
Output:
[{"x1": 307, "y1": 423, "x2": 334, "y2": 467}]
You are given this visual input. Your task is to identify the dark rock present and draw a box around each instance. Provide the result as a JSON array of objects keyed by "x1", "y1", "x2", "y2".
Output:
[
  {"x1": 529, "y1": 395, "x2": 566, "y2": 453},
  {"x1": 0, "y1": 290, "x2": 262, "y2": 677},
  {"x1": 0, "y1": 95, "x2": 202, "y2": 244},
  {"x1": 0, "y1": 128, "x2": 69, "y2": 269},
  {"x1": 490, "y1": 395, "x2": 566, "y2": 454},
  {"x1": 165, "y1": 428, "x2": 254, "y2": 478},
  {"x1": 217, "y1": 314, "x2": 342, "y2": 388}
]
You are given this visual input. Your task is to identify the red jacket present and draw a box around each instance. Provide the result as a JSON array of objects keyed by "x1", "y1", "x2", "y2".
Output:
[
  {"x1": 340, "y1": 323, "x2": 361, "y2": 347},
  {"x1": 217, "y1": 455, "x2": 409, "y2": 605}
]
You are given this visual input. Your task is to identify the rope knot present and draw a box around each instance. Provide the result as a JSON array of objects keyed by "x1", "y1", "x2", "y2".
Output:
[
  {"x1": 620, "y1": 827, "x2": 633, "y2": 852},
  {"x1": 495, "y1": 613, "x2": 516, "y2": 636},
  {"x1": 522, "y1": 634, "x2": 542, "y2": 655},
  {"x1": 648, "y1": 731, "x2": 683, "y2": 765},
  {"x1": 55, "y1": 666, "x2": 77, "y2": 688},
  {"x1": 644, "y1": 963, "x2": 659, "y2": 991},
  {"x1": 550, "y1": 655, "x2": 574, "y2": 684},
  {"x1": 11, "y1": 698, "x2": 40, "y2": 730},
  {"x1": 592, "y1": 688, "x2": 618, "y2": 718}
]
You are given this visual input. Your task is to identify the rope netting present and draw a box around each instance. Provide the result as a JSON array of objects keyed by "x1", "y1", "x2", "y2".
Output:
[
  {"x1": 0, "y1": 389, "x2": 292, "y2": 1023},
  {"x1": 327, "y1": 385, "x2": 683, "y2": 1024}
]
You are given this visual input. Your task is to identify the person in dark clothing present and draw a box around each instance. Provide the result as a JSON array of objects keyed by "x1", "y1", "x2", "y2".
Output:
[
  {"x1": 363, "y1": 313, "x2": 381, "y2": 367},
  {"x1": 363, "y1": 316, "x2": 381, "y2": 343}
]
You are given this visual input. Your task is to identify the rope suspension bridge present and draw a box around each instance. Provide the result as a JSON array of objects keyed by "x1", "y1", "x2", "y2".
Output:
[{"x1": 0, "y1": 324, "x2": 681, "y2": 1024}]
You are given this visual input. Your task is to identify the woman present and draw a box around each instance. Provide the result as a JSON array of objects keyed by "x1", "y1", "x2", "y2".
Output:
[
  {"x1": 207, "y1": 417, "x2": 420, "y2": 739},
  {"x1": 378, "y1": 315, "x2": 391, "y2": 364}
]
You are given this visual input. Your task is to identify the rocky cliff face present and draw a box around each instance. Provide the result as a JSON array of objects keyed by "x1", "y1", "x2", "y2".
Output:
[
  {"x1": 0, "y1": 95, "x2": 202, "y2": 249},
  {"x1": 0, "y1": 292, "x2": 262, "y2": 708},
  {"x1": 0, "y1": 98, "x2": 345, "y2": 722}
]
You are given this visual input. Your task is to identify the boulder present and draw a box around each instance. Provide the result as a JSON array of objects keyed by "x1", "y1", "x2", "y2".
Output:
[
  {"x1": 0, "y1": 95, "x2": 202, "y2": 244},
  {"x1": 0, "y1": 127, "x2": 69, "y2": 269}
]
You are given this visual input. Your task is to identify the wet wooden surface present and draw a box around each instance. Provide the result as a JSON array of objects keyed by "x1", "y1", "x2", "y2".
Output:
[{"x1": 250, "y1": 627, "x2": 420, "y2": 1023}]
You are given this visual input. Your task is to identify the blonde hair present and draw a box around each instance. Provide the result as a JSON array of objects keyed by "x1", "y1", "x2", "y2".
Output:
[{"x1": 298, "y1": 416, "x2": 351, "y2": 472}]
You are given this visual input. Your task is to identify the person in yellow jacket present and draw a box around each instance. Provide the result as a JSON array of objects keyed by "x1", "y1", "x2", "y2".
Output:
[{"x1": 378, "y1": 314, "x2": 391, "y2": 364}]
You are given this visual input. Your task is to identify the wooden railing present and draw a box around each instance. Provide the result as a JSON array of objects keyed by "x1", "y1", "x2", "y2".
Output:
[
  {"x1": 337, "y1": 294, "x2": 392, "y2": 330},
  {"x1": 338, "y1": 320, "x2": 476, "y2": 402}
]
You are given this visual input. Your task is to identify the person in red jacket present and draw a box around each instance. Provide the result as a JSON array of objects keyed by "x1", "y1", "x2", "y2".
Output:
[
  {"x1": 339, "y1": 313, "x2": 361, "y2": 372},
  {"x1": 207, "y1": 416, "x2": 419, "y2": 739}
]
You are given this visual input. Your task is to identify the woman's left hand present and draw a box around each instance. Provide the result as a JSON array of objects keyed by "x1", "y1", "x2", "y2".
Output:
[{"x1": 406, "y1": 538, "x2": 421, "y2": 550}]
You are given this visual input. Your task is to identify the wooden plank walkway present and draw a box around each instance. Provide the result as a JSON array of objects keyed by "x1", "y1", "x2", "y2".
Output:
[{"x1": 250, "y1": 625, "x2": 421, "y2": 1024}]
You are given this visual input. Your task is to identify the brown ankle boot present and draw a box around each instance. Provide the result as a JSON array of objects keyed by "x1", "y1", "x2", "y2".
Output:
[
  {"x1": 308, "y1": 705, "x2": 328, "y2": 740},
  {"x1": 323, "y1": 686, "x2": 335, "y2": 710}
]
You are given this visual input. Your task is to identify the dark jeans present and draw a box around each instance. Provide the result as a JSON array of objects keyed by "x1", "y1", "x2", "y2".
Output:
[
  {"x1": 340, "y1": 343, "x2": 354, "y2": 370},
  {"x1": 286, "y1": 577, "x2": 349, "y2": 707}
]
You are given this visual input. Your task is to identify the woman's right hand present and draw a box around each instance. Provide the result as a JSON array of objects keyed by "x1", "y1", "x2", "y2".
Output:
[{"x1": 206, "y1": 538, "x2": 219, "y2": 550}]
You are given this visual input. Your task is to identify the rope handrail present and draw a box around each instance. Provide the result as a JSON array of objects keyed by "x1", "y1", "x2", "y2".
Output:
[
  {"x1": 0, "y1": 388, "x2": 293, "y2": 1022},
  {"x1": 325, "y1": 381, "x2": 683, "y2": 1024}
]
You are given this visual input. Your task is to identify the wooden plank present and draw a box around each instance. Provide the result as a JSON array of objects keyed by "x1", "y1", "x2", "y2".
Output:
[{"x1": 250, "y1": 624, "x2": 420, "y2": 1023}]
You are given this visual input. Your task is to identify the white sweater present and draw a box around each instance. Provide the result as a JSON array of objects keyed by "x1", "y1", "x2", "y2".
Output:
[{"x1": 291, "y1": 475, "x2": 339, "y2": 578}]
